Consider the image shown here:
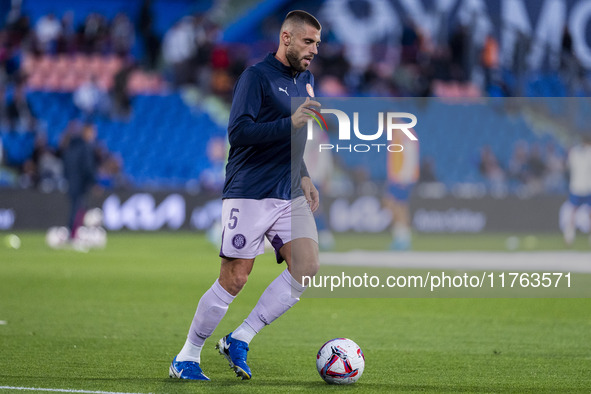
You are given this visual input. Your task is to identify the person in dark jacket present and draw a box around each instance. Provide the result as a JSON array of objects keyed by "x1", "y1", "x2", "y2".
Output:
[{"x1": 62, "y1": 123, "x2": 97, "y2": 238}]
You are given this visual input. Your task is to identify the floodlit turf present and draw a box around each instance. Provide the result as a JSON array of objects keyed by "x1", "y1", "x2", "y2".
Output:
[
  {"x1": 1, "y1": 232, "x2": 590, "y2": 393},
  {"x1": 332, "y1": 232, "x2": 591, "y2": 252}
]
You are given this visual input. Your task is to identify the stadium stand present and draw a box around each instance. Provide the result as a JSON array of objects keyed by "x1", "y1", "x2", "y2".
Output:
[{"x1": 0, "y1": 0, "x2": 586, "y2": 195}]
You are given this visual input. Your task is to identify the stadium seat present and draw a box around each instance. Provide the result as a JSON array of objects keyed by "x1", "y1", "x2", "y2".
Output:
[{"x1": 27, "y1": 91, "x2": 227, "y2": 188}]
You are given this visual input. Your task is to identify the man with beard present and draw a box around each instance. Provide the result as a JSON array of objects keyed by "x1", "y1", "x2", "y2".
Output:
[{"x1": 170, "y1": 10, "x2": 322, "y2": 381}]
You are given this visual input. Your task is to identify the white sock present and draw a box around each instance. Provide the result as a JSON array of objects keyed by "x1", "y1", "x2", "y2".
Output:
[
  {"x1": 231, "y1": 321, "x2": 258, "y2": 344},
  {"x1": 176, "y1": 339, "x2": 203, "y2": 363},
  {"x1": 393, "y1": 223, "x2": 411, "y2": 242},
  {"x1": 182, "y1": 279, "x2": 235, "y2": 361},
  {"x1": 241, "y1": 269, "x2": 306, "y2": 336}
]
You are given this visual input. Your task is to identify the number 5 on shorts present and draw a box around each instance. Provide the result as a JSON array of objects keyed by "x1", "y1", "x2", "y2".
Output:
[{"x1": 228, "y1": 208, "x2": 239, "y2": 229}]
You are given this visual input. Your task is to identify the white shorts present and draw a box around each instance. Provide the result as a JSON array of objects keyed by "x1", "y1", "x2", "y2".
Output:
[{"x1": 219, "y1": 196, "x2": 318, "y2": 263}]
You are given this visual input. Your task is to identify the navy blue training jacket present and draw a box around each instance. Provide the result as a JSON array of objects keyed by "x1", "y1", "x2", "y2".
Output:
[{"x1": 222, "y1": 52, "x2": 313, "y2": 200}]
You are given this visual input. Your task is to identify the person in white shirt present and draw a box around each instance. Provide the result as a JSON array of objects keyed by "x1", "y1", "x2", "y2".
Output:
[
  {"x1": 35, "y1": 13, "x2": 62, "y2": 53},
  {"x1": 563, "y1": 134, "x2": 591, "y2": 245},
  {"x1": 73, "y1": 76, "x2": 103, "y2": 118}
]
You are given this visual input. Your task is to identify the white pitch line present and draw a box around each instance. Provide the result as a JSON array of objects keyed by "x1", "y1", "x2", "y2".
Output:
[
  {"x1": 319, "y1": 251, "x2": 591, "y2": 273},
  {"x1": 0, "y1": 386, "x2": 151, "y2": 394}
]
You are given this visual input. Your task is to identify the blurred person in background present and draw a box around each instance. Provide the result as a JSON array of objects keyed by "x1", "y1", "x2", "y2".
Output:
[
  {"x1": 479, "y1": 144, "x2": 506, "y2": 192},
  {"x1": 137, "y1": 0, "x2": 160, "y2": 70},
  {"x1": 81, "y1": 12, "x2": 109, "y2": 54},
  {"x1": 481, "y1": 33, "x2": 499, "y2": 91},
  {"x1": 0, "y1": 70, "x2": 7, "y2": 129},
  {"x1": 559, "y1": 25, "x2": 590, "y2": 95},
  {"x1": 62, "y1": 123, "x2": 97, "y2": 239},
  {"x1": 1, "y1": 118, "x2": 34, "y2": 180},
  {"x1": 19, "y1": 131, "x2": 63, "y2": 191},
  {"x1": 7, "y1": 78, "x2": 35, "y2": 131},
  {"x1": 162, "y1": 17, "x2": 198, "y2": 86},
  {"x1": 383, "y1": 120, "x2": 419, "y2": 251},
  {"x1": 562, "y1": 134, "x2": 591, "y2": 246},
  {"x1": 1, "y1": 23, "x2": 26, "y2": 85},
  {"x1": 449, "y1": 22, "x2": 469, "y2": 82},
  {"x1": 0, "y1": 136, "x2": 9, "y2": 185},
  {"x1": 73, "y1": 74, "x2": 109, "y2": 120},
  {"x1": 111, "y1": 12, "x2": 135, "y2": 58},
  {"x1": 56, "y1": 10, "x2": 76, "y2": 54},
  {"x1": 508, "y1": 140, "x2": 529, "y2": 190},
  {"x1": 544, "y1": 142, "x2": 566, "y2": 193},
  {"x1": 2, "y1": 77, "x2": 37, "y2": 184},
  {"x1": 512, "y1": 31, "x2": 530, "y2": 96},
  {"x1": 526, "y1": 142, "x2": 546, "y2": 195},
  {"x1": 96, "y1": 151, "x2": 127, "y2": 190},
  {"x1": 418, "y1": 157, "x2": 438, "y2": 183},
  {"x1": 199, "y1": 136, "x2": 226, "y2": 193},
  {"x1": 111, "y1": 61, "x2": 134, "y2": 119},
  {"x1": 32, "y1": 131, "x2": 64, "y2": 192},
  {"x1": 400, "y1": 17, "x2": 421, "y2": 65},
  {"x1": 34, "y1": 12, "x2": 61, "y2": 54}
]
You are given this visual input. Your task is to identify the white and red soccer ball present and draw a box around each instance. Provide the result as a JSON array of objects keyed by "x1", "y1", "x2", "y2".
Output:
[{"x1": 316, "y1": 338, "x2": 365, "y2": 384}]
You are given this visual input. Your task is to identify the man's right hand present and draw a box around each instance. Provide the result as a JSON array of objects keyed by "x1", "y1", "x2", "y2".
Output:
[{"x1": 291, "y1": 97, "x2": 321, "y2": 129}]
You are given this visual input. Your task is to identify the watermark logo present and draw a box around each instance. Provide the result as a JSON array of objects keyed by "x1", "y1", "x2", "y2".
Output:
[
  {"x1": 308, "y1": 108, "x2": 328, "y2": 132},
  {"x1": 307, "y1": 109, "x2": 417, "y2": 152}
]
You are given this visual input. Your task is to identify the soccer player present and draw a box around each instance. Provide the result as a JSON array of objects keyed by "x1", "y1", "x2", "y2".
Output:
[
  {"x1": 170, "y1": 10, "x2": 322, "y2": 380},
  {"x1": 62, "y1": 123, "x2": 97, "y2": 239},
  {"x1": 383, "y1": 124, "x2": 419, "y2": 250},
  {"x1": 562, "y1": 134, "x2": 591, "y2": 246}
]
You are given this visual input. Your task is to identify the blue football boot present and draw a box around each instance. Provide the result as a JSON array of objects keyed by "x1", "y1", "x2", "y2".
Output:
[
  {"x1": 216, "y1": 333, "x2": 252, "y2": 380},
  {"x1": 390, "y1": 237, "x2": 411, "y2": 251},
  {"x1": 169, "y1": 356, "x2": 210, "y2": 380}
]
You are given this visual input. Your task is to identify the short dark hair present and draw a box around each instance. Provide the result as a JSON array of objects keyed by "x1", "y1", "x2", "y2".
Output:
[{"x1": 283, "y1": 10, "x2": 321, "y2": 31}]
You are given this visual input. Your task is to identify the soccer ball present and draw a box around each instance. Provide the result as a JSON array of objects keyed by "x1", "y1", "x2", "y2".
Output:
[
  {"x1": 46, "y1": 226, "x2": 70, "y2": 249},
  {"x1": 316, "y1": 338, "x2": 365, "y2": 384},
  {"x1": 83, "y1": 208, "x2": 104, "y2": 227},
  {"x1": 76, "y1": 226, "x2": 107, "y2": 249}
]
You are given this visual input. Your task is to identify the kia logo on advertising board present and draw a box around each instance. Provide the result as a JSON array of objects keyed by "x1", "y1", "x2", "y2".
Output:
[
  {"x1": 0, "y1": 209, "x2": 15, "y2": 230},
  {"x1": 103, "y1": 193, "x2": 186, "y2": 231}
]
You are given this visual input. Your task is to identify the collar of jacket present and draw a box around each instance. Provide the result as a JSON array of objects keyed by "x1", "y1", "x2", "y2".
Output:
[{"x1": 265, "y1": 52, "x2": 301, "y2": 79}]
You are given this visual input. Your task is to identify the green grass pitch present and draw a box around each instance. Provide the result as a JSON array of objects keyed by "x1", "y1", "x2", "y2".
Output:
[{"x1": 1, "y1": 232, "x2": 590, "y2": 393}]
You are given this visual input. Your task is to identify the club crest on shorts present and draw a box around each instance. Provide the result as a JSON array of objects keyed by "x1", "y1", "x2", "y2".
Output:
[
  {"x1": 306, "y1": 83, "x2": 315, "y2": 97},
  {"x1": 232, "y1": 234, "x2": 246, "y2": 249}
]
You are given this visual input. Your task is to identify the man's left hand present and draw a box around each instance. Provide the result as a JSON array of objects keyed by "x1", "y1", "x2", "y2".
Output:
[{"x1": 301, "y1": 176, "x2": 319, "y2": 212}]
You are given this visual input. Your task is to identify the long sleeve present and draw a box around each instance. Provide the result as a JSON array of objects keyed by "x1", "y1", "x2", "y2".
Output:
[
  {"x1": 227, "y1": 68, "x2": 291, "y2": 147},
  {"x1": 300, "y1": 161, "x2": 310, "y2": 178}
]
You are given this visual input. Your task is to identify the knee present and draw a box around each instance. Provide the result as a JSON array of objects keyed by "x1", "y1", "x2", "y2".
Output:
[
  {"x1": 229, "y1": 274, "x2": 249, "y2": 296},
  {"x1": 219, "y1": 271, "x2": 249, "y2": 296},
  {"x1": 301, "y1": 245, "x2": 320, "y2": 277},
  {"x1": 305, "y1": 256, "x2": 320, "y2": 278},
  {"x1": 219, "y1": 258, "x2": 254, "y2": 296},
  {"x1": 296, "y1": 254, "x2": 319, "y2": 280}
]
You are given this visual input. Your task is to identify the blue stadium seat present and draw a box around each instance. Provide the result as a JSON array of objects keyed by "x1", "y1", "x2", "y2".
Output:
[{"x1": 27, "y1": 91, "x2": 226, "y2": 188}]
